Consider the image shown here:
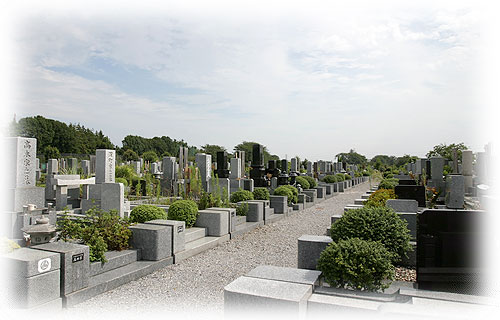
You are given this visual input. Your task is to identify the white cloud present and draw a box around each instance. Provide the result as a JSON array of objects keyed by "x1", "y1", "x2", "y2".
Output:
[{"x1": 6, "y1": 0, "x2": 487, "y2": 159}]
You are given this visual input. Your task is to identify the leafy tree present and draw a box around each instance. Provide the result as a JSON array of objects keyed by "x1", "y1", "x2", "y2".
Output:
[
  {"x1": 370, "y1": 155, "x2": 396, "y2": 167},
  {"x1": 201, "y1": 144, "x2": 227, "y2": 160},
  {"x1": 394, "y1": 155, "x2": 418, "y2": 168},
  {"x1": 233, "y1": 141, "x2": 279, "y2": 164},
  {"x1": 142, "y1": 150, "x2": 158, "y2": 162},
  {"x1": 122, "y1": 135, "x2": 188, "y2": 158},
  {"x1": 426, "y1": 143, "x2": 468, "y2": 161},
  {"x1": 336, "y1": 149, "x2": 367, "y2": 166},
  {"x1": 122, "y1": 149, "x2": 139, "y2": 161},
  {"x1": 43, "y1": 145, "x2": 60, "y2": 160}
]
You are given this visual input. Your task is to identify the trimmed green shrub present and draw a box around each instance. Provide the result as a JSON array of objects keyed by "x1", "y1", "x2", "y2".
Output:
[
  {"x1": 168, "y1": 200, "x2": 199, "y2": 227},
  {"x1": 344, "y1": 174, "x2": 352, "y2": 180},
  {"x1": 378, "y1": 178, "x2": 399, "y2": 190},
  {"x1": 303, "y1": 176, "x2": 317, "y2": 188},
  {"x1": 273, "y1": 186, "x2": 294, "y2": 205},
  {"x1": 130, "y1": 204, "x2": 167, "y2": 223},
  {"x1": 364, "y1": 189, "x2": 396, "y2": 208},
  {"x1": 322, "y1": 175, "x2": 337, "y2": 183},
  {"x1": 335, "y1": 173, "x2": 345, "y2": 182},
  {"x1": 116, "y1": 177, "x2": 128, "y2": 187},
  {"x1": 295, "y1": 176, "x2": 311, "y2": 189},
  {"x1": 330, "y1": 206, "x2": 411, "y2": 262},
  {"x1": 253, "y1": 188, "x2": 270, "y2": 200},
  {"x1": 317, "y1": 238, "x2": 395, "y2": 291},
  {"x1": 230, "y1": 189, "x2": 254, "y2": 203},
  {"x1": 284, "y1": 185, "x2": 298, "y2": 204}
]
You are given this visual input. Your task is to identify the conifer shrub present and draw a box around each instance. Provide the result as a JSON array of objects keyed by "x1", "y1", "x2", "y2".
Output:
[
  {"x1": 295, "y1": 176, "x2": 311, "y2": 189},
  {"x1": 167, "y1": 200, "x2": 199, "y2": 227},
  {"x1": 364, "y1": 189, "x2": 396, "y2": 208},
  {"x1": 317, "y1": 238, "x2": 395, "y2": 291},
  {"x1": 330, "y1": 206, "x2": 411, "y2": 262},
  {"x1": 344, "y1": 174, "x2": 352, "y2": 180},
  {"x1": 378, "y1": 178, "x2": 399, "y2": 190}
]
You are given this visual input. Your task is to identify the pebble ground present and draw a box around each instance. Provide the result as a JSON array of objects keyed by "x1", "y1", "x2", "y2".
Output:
[{"x1": 67, "y1": 182, "x2": 415, "y2": 317}]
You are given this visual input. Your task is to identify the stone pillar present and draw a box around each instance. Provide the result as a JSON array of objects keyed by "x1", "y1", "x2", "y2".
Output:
[
  {"x1": 230, "y1": 157, "x2": 241, "y2": 179},
  {"x1": 96, "y1": 149, "x2": 115, "y2": 184},
  {"x1": 196, "y1": 153, "x2": 212, "y2": 192}
]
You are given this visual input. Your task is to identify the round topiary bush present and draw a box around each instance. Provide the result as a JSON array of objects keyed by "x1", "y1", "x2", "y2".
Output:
[
  {"x1": 303, "y1": 176, "x2": 317, "y2": 188},
  {"x1": 335, "y1": 173, "x2": 345, "y2": 182},
  {"x1": 330, "y1": 206, "x2": 411, "y2": 262},
  {"x1": 273, "y1": 186, "x2": 294, "y2": 205},
  {"x1": 167, "y1": 200, "x2": 199, "y2": 227},
  {"x1": 378, "y1": 178, "x2": 399, "y2": 190},
  {"x1": 295, "y1": 176, "x2": 310, "y2": 189},
  {"x1": 230, "y1": 189, "x2": 254, "y2": 203},
  {"x1": 253, "y1": 187, "x2": 270, "y2": 200},
  {"x1": 116, "y1": 177, "x2": 128, "y2": 187},
  {"x1": 129, "y1": 204, "x2": 167, "y2": 223},
  {"x1": 364, "y1": 189, "x2": 396, "y2": 208},
  {"x1": 283, "y1": 185, "x2": 298, "y2": 203},
  {"x1": 317, "y1": 238, "x2": 395, "y2": 291},
  {"x1": 344, "y1": 174, "x2": 352, "y2": 180},
  {"x1": 322, "y1": 175, "x2": 337, "y2": 183}
]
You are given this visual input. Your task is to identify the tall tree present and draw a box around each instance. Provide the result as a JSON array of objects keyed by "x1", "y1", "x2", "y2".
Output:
[
  {"x1": 233, "y1": 141, "x2": 279, "y2": 164},
  {"x1": 336, "y1": 149, "x2": 367, "y2": 166},
  {"x1": 201, "y1": 144, "x2": 227, "y2": 160},
  {"x1": 426, "y1": 143, "x2": 468, "y2": 161}
]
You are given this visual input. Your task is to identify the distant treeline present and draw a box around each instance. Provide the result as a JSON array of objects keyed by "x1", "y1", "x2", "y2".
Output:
[{"x1": 11, "y1": 115, "x2": 115, "y2": 159}]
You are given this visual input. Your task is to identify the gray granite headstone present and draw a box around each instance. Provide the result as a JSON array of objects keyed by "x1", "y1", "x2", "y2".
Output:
[{"x1": 96, "y1": 149, "x2": 115, "y2": 184}]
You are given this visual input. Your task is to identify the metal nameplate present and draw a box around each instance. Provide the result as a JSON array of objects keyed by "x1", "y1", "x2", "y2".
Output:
[{"x1": 72, "y1": 253, "x2": 84, "y2": 263}]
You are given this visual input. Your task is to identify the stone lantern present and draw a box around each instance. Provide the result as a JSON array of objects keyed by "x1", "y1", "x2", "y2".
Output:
[{"x1": 21, "y1": 216, "x2": 57, "y2": 246}]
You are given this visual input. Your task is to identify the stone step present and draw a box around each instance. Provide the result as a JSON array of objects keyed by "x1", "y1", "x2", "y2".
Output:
[
  {"x1": 234, "y1": 215, "x2": 246, "y2": 226},
  {"x1": 174, "y1": 234, "x2": 230, "y2": 263},
  {"x1": 354, "y1": 199, "x2": 367, "y2": 205},
  {"x1": 184, "y1": 227, "x2": 207, "y2": 243},
  {"x1": 344, "y1": 204, "x2": 364, "y2": 212},
  {"x1": 65, "y1": 256, "x2": 173, "y2": 307},
  {"x1": 230, "y1": 221, "x2": 264, "y2": 239},
  {"x1": 263, "y1": 213, "x2": 284, "y2": 225},
  {"x1": 89, "y1": 249, "x2": 141, "y2": 277},
  {"x1": 361, "y1": 194, "x2": 370, "y2": 199}
]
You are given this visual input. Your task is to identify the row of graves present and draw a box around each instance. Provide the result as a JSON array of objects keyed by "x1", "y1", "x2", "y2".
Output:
[
  {"x1": 223, "y1": 148, "x2": 496, "y2": 318},
  {"x1": 1, "y1": 137, "x2": 369, "y2": 310}
]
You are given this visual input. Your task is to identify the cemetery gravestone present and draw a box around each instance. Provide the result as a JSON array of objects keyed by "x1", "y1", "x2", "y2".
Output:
[{"x1": 394, "y1": 185, "x2": 426, "y2": 207}]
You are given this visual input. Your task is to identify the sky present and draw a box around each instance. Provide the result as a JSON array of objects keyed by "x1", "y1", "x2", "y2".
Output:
[{"x1": 1, "y1": 0, "x2": 498, "y2": 161}]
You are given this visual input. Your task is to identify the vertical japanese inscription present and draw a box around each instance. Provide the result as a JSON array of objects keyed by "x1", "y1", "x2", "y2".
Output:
[{"x1": 22, "y1": 139, "x2": 33, "y2": 186}]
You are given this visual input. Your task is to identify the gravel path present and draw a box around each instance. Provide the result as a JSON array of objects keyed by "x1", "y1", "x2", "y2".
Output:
[{"x1": 67, "y1": 182, "x2": 372, "y2": 317}]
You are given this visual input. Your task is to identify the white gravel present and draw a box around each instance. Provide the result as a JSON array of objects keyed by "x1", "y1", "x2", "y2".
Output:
[{"x1": 67, "y1": 182, "x2": 371, "y2": 317}]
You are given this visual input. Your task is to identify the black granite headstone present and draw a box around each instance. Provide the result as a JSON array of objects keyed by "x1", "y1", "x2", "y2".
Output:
[
  {"x1": 215, "y1": 151, "x2": 229, "y2": 178},
  {"x1": 250, "y1": 144, "x2": 266, "y2": 187},
  {"x1": 399, "y1": 180, "x2": 417, "y2": 186},
  {"x1": 417, "y1": 209, "x2": 483, "y2": 294},
  {"x1": 394, "y1": 185, "x2": 426, "y2": 207}
]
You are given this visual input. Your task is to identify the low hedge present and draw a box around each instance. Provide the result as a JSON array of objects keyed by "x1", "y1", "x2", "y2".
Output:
[
  {"x1": 364, "y1": 189, "x2": 396, "y2": 208},
  {"x1": 303, "y1": 176, "x2": 317, "y2": 188}
]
